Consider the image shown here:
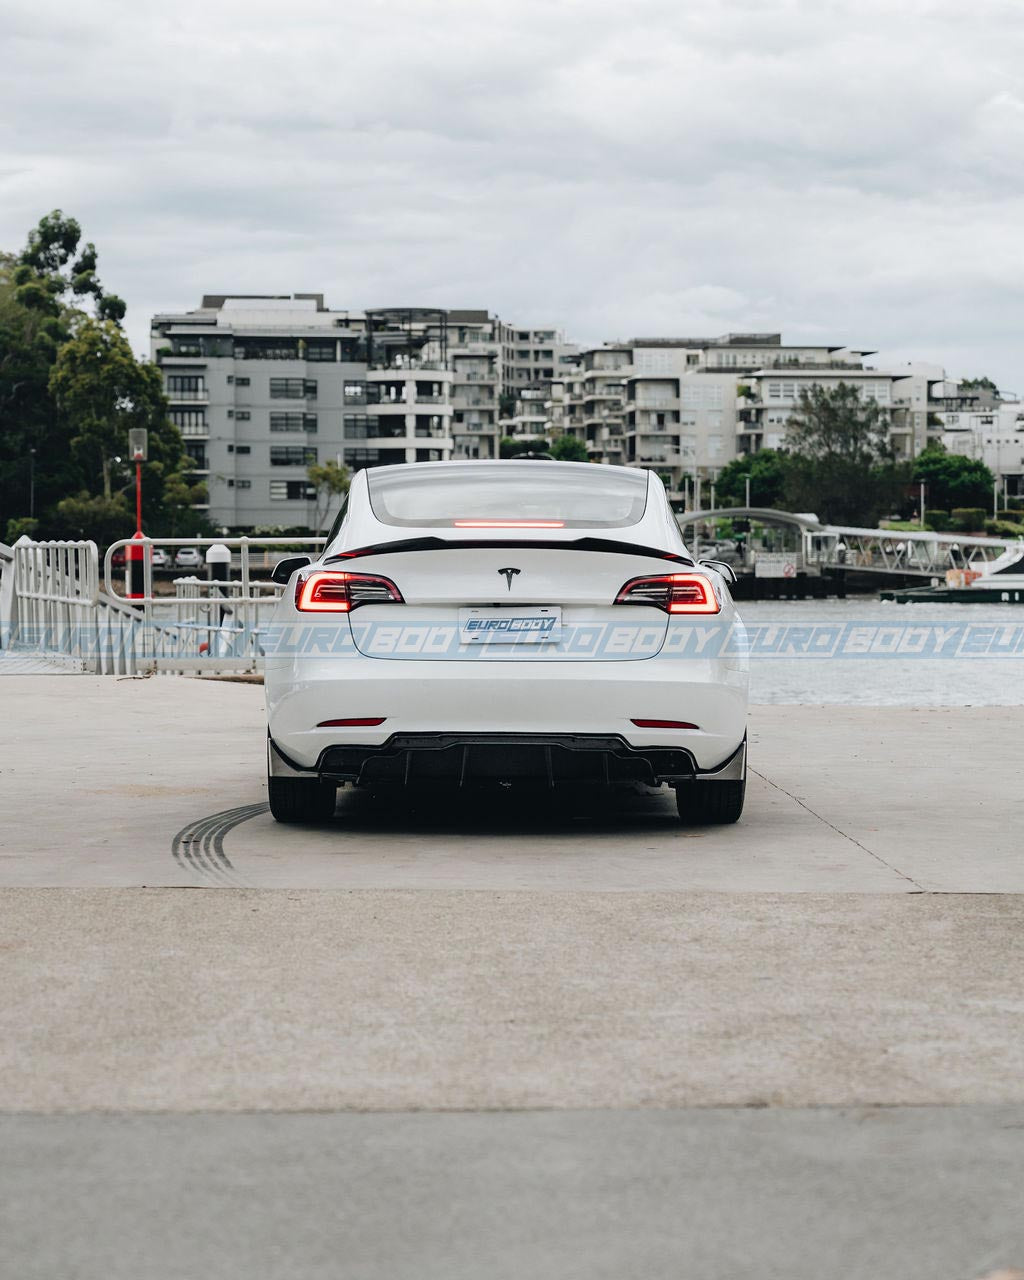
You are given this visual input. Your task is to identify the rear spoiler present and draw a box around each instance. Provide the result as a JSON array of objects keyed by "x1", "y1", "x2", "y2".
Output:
[{"x1": 325, "y1": 536, "x2": 695, "y2": 567}]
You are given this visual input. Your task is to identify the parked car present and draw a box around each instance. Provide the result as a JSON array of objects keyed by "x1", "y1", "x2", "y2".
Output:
[
  {"x1": 264, "y1": 460, "x2": 749, "y2": 825},
  {"x1": 151, "y1": 547, "x2": 170, "y2": 568},
  {"x1": 174, "y1": 547, "x2": 204, "y2": 569}
]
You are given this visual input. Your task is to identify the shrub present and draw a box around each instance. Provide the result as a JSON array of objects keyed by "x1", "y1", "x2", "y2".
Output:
[
  {"x1": 951, "y1": 507, "x2": 986, "y2": 532},
  {"x1": 927, "y1": 510, "x2": 951, "y2": 532},
  {"x1": 984, "y1": 519, "x2": 1024, "y2": 537}
]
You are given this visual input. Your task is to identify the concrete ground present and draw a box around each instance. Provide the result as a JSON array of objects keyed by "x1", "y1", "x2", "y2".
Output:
[{"x1": 1, "y1": 676, "x2": 1022, "y2": 1278}]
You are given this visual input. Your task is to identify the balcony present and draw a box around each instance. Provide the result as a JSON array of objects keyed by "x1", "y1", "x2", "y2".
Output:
[
  {"x1": 370, "y1": 398, "x2": 453, "y2": 415},
  {"x1": 367, "y1": 360, "x2": 452, "y2": 375},
  {"x1": 166, "y1": 387, "x2": 208, "y2": 403},
  {"x1": 156, "y1": 352, "x2": 207, "y2": 366}
]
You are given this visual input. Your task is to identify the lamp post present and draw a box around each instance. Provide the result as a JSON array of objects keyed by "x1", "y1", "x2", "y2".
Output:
[{"x1": 28, "y1": 447, "x2": 36, "y2": 519}]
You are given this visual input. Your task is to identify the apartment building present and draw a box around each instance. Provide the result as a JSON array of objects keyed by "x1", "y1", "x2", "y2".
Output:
[
  {"x1": 501, "y1": 327, "x2": 578, "y2": 391},
  {"x1": 153, "y1": 294, "x2": 970, "y2": 521},
  {"x1": 940, "y1": 392, "x2": 1024, "y2": 497},
  {"x1": 151, "y1": 297, "x2": 453, "y2": 529},
  {"x1": 447, "y1": 310, "x2": 506, "y2": 460}
]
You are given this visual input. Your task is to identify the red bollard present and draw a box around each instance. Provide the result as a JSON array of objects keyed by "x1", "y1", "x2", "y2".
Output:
[{"x1": 126, "y1": 531, "x2": 146, "y2": 600}]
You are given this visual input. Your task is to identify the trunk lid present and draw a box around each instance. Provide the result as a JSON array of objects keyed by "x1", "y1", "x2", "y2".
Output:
[{"x1": 338, "y1": 543, "x2": 679, "y2": 661}]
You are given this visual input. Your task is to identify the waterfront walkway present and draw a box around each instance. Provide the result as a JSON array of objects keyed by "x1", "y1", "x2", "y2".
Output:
[{"x1": 1, "y1": 677, "x2": 1022, "y2": 1279}]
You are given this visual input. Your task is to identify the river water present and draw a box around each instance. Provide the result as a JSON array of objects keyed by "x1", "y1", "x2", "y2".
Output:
[{"x1": 741, "y1": 598, "x2": 1024, "y2": 706}]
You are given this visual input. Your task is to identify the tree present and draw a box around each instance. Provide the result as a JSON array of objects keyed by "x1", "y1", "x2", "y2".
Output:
[
  {"x1": 48, "y1": 317, "x2": 194, "y2": 533},
  {"x1": 782, "y1": 383, "x2": 898, "y2": 525},
  {"x1": 49, "y1": 491, "x2": 134, "y2": 545},
  {"x1": 912, "y1": 442, "x2": 994, "y2": 511},
  {"x1": 1, "y1": 211, "x2": 129, "y2": 533},
  {"x1": 549, "y1": 435, "x2": 589, "y2": 462},
  {"x1": 959, "y1": 376, "x2": 999, "y2": 397},
  {"x1": 13, "y1": 209, "x2": 126, "y2": 324},
  {"x1": 714, "y1": 449, "x2": 790, "y2": 508},
  {"x1": 306, "y1": 459, "x2": 350, "y2": 533},
  {"x1": 500, "y1": 436, "x2": 550, "y2": 458}
]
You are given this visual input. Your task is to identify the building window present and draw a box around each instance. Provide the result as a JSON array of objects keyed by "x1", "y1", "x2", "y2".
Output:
[
  {"x1": 236, "y1": 376, "x2": 250, "y2": 387},
  {"x1": 344, "y1": 448, "x2": 381, "y2": 466},
  {"x1": 270, "y1": 445, "x2": 317, "y2": 466},
  {"x1": 166, "y1": 375, "x2": 205, "y2": 398},
  {"x1": 304, "y1": 340, "x2": 337, "y2": 362},
  {"x1": 169, "y1": 409, "x2": 206, "y2": 431},
  {"x1": 237, "y1": 479, "x2": 252, "y2": 489},
  {"x1": 269, "y1": 377, "x2": 316, "y2": 399},
  {"x1": 270, "y1": 412, "x2": 317, "y2": 432},
  {"x1": 344, "y1": 381, "x2": 367, "y2": 403},
  {"x1": 227, "y1": 445, "x2": 252, "y2": 455},
  {"x1": 235, "y1": 410, "x2": 250, "y2": 421},
  {"x1": 270, "y1": 480, "x2": 315, "y2": 500},
  {"x1": 234, "y1": 338, "x2": 299, "y2": 360}
]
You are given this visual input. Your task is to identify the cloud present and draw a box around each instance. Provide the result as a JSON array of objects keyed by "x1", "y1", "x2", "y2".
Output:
[{"x1": 1, "y1": 0, "x2": 1022, "y2": 389}]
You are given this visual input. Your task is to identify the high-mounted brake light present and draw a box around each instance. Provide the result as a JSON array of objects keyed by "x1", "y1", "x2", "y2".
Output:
[
  {"x1": 614, "y1": 573, "x2": 720, "y2": 614},
  {"x1": 295, "y1": 570, "x2": 403, "y2": 612},
  {"x1": 452, "y1": 520, "x2": 566, "y2": 528}
]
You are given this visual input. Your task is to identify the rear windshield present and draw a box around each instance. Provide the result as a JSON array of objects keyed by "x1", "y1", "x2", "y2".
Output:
[{"x1": 367, "y1": 463, "x2": 649, "y2": 529}]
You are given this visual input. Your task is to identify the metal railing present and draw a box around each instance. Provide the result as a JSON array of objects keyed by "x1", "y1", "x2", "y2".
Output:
[
  {"x1": 101, "y1": 536, "x2": 326, "y2": 672},
  {"x1": 678, "y1": 509, "x2": 1023, "y2": 579},
  {"x1": 3, "y1": 536, "x2": 326, "y2": 674}
]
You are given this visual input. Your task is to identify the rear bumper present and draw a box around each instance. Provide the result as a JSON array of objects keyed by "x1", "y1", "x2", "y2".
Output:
[
  {"x1": 265, "y1": 653, "x2": 747, "y2": 771},
  {"x1": 269, "y1": 732, "x2": 746, "y2": 787}
]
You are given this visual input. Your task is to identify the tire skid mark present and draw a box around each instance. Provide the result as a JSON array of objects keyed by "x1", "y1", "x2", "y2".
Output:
[{"x1": 171, "y1": 803, "x2": 268, "y2": 886}]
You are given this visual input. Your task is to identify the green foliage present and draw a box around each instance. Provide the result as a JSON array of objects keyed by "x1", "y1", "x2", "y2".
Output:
[
  {"x1": 16, "y1": 209, "x2": 125, "y2": 323},
  {"x1": 0, "y1": 213, "x2": 147, "y2": 538},
  {"x1": 549, "y1": 435, "x2": 589, "y2": 462},
  {"x1": 306, "y1": 459, "x2": 351, "y2": 533},
  {"x1": 5, "y1": 516, "x2": 39, "y2": 543},
  {"x1": 959, "y1": 376, "x2": 999, "y2": 396},
  {"x1": 500, "y1": 436, "x2": 550, "y2": 458},
  {"x1": 926, "y1": 510, "x2": 952, "y2": 532},
  {"x1": 985, "y1": 519, "x2": 1024, "y2": 537},
  {"x1": 913, "y1": 442, "x2": 995, "y2": 511},
  {"x1": 49, "y1": 491, "x2": 134, "y2": 545},
  {"x1": 714, "y1": 449, "x2": 791, "y2": 508},
  {"x1": 951, "y1": 507, "x2": 987, "y2": 532},
  {"x1": 782, "y1": 383, "x2": 899, "y2": 525},
  {"x1": 48, "y1": 317, "x2": 194, "y2": 536}
]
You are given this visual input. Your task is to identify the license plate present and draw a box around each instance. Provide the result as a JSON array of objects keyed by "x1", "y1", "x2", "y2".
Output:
[{"x1": 459, "y1": 606, "x2": 562, "y2": 644}]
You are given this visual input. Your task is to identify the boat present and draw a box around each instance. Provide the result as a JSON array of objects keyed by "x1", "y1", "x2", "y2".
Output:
[{"x1": 881, "y1": 544, "x2": 1024, "y2": 603}]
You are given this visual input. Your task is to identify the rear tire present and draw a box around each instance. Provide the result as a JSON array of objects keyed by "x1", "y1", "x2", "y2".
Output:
[
  {"x1": 676, "y1": 778, "x2": 745, "y2": 825},
  {"x1": 268, "y1": 776, "x2": 337, "y2": 824}
]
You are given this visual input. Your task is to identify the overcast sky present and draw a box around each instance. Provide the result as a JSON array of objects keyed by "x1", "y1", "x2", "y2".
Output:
[{"x1": 2, "y1": 0, "x2": 1023, "y2": 389}]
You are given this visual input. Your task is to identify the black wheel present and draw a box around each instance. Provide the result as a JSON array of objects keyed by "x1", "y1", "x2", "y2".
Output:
[
  {"x1": 676, "y1": 778, "x2": 746, "y2": 825},
  {"x1": 268, "y1": 776, "x2": 337, "y2": 823}
]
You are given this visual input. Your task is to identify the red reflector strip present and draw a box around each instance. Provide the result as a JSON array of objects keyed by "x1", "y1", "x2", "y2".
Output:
[
  {"x1": 631, "y1": 719, "x2": 699, "y2": 730},
  {"x1": 452, "y1": 520, "x2": 566, "y2": 528},
  {"x1": 317, "y1": 717, "x2": 387, "y2": 727}
]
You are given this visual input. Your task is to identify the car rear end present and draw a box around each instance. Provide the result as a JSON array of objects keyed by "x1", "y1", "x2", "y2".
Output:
[{"x1": 264, "y1": 462, "x2": 748, "y2": 820}]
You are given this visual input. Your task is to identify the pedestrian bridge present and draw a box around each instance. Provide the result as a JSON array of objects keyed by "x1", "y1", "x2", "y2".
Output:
[{"x1": 678, "y1": 507, "x2": 1021, "y2": 579}]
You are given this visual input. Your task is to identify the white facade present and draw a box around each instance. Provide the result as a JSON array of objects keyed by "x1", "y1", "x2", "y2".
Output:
[
  {"x1": 153, "y1": 297, "x2": 980, "y2": 519},
  {"x1": 151, "y1": 297, "x2": 454, "y2": 529},
  {"x1": 941, "y1": 398, "x2": 1024, "y2": 495}
]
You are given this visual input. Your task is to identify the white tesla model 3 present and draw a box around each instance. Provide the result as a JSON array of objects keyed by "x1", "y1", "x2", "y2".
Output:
[{"x1": 264, "y1": 460, "x2": 748, "y2": 824}]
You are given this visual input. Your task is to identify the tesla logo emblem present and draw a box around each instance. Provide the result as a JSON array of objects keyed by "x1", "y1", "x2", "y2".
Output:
[{"x1": 498, "y1": 567, "x2": 521, "y2": 591}]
